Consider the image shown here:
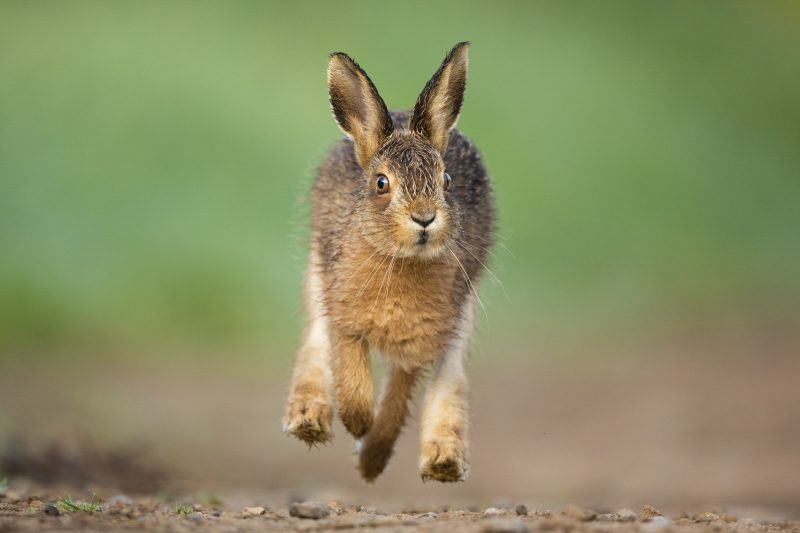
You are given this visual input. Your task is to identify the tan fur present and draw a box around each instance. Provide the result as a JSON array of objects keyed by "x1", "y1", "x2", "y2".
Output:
[
  {"x1": 283, "y1": 43, "x2": 494, "y2": 482},
  {"x1": 326, "y1": 237, "x2": 461, "y2": 371},
  {"x1": 331, "y1": 332, "x2": 373, "y2": 438},
  {"x1": 419, "y1": 299, "x2": 474, "y2": 481}
]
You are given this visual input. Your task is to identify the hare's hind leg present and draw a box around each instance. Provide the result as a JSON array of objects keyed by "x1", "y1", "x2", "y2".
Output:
[
  {"x1": 358, "y1": 363, "x2": 421, "y2": 481},
  {"x1": 419, "y1": 300, "x2": 474, "y2": 482},
  {"x1": 282, "y1": 261, "x2": 334, "y2": 445}
]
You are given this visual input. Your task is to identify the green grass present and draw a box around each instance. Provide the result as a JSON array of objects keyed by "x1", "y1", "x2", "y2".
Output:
[
  {"x1": 0, "y1": 1, "x2": 798, "y2": 359},
  {"x1": 57, "y1": 493, "x2": 102, "y2": 513},
  {"x1": 174, "y1": 503, "x2": 193, "y2": 515},
  {"x1": 0, "y1": 476, "x2": 8, "y2": 493}
]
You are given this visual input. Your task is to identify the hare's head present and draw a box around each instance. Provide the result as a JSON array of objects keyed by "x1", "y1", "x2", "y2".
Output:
[{"x1": 327, "y1": 42, "x2": 470, "y2": 260}]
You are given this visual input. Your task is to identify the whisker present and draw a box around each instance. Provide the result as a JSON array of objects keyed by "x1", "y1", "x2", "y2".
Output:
[
  {"x1": 381, "y1": 252, "x2": 400, "y2": 318},
  {"x1": 456, "y1": 238, "x2": 506, "y2": 268},
  {"x1": 357, "y1": 249, "x2": 392, "y2": 298},
  {"x1": 455, "y1": 239, "x2": 509, "y2": 303},
  {"x1": 446, "y1": 244, "x2": 488, "y2": 320},
  {"x1": 372, "y1": 246, "x2": 400, "y2": 314},
  {"x1": 469, "y1": 231, "x2": 514, "y2": 259}
]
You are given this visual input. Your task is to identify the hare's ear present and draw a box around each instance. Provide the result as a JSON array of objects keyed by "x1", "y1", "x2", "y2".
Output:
[
  {"x1": 328, "y1": 52, "x2": 393, "y2": 169},
  {"x1": 410, "y1": 42, "x2": 469, "y2": 153}
]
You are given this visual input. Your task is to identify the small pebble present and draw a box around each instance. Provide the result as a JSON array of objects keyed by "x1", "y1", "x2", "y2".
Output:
[
  {"x1": 43, "y1": 503, "x2": 61, "y2": 516},
  {"x1": 242, "y1": 506, "x2": 266, "y2": 517},
  {"x1": 485, "y1": 507, "x2": 505, "y2": 516},
  {"x1": 187, "y1": 512, "x2": 204, "y2": 522},
  {"x1": 290, "y1": 500, "x2": 331, "y2": 520},
  {"x1": 482, "y1": 518, "x2": 529, "y2": 533},
  {"x1": 515, "y1": 504, "x2": 528, "y2": 516},
  {"x1": 617, "y1": 509, "x2": 638, "y2": 522},
  {"x1": 564, "y1": 504, "x2": 596, "y2": 521},
  {"x1": 640, "y1": 505, "x2": 663, "y2": 521},
  {"x1": 694, "y1": 512, "x2": 720, "y2": 522},
  {"x1": 417, "y1": 511, "x2": 438, "y2": 519}
]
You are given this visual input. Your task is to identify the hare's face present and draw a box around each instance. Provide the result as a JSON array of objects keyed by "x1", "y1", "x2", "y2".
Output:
[
  {"x1": 359, "y1": 134, "x2": 460, "y2": 260},
  {"x1": 327, "y1": 42, "x2": 471, "y2": 261}
]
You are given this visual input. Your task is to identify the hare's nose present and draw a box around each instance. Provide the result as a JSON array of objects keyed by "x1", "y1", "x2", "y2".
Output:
[{"x1": 411, "y1": 210, "x2": 436, "y2": 228}]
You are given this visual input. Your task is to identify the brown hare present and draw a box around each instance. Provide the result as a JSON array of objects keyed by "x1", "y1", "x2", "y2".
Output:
[{"x1": 282, "y1": 42, "x2": 495, "y2": 482}]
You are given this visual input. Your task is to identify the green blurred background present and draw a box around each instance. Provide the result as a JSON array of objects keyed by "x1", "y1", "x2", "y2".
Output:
[
  {"x1": 1, "y1": 0, "x2": 800, "y2": 511},
  {"x1": 1, "y1": 1, "x2": 799, "y2": 359}
]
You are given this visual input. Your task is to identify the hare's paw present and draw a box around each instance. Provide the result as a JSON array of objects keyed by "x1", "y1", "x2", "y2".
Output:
[
  {"x1": 282, "y1": 391, "x2": 333, "y2": 445},
  {"x1": 419, "y1": 438, "x2": 468, "y2": 482}
]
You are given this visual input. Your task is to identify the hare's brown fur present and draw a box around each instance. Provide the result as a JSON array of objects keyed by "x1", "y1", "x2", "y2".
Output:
[{"x1": 283, "y1": 43, "x2": 494, "y2": 483}]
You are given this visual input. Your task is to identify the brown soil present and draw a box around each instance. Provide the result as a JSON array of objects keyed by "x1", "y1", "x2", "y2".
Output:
[
  {"x1": 2, "y1": 493, "x2": 798, "y2": 533},
  {"x1": 1, "y1": 337, "x2": 799, "y2": 531}
]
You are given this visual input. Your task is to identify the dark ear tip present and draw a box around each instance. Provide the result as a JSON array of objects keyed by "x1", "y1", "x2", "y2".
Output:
[
  {"x1": 329, "y1": 51, "x2": 352, "y2": 62},
  {"x1": 446, "y1": 42, "x2": 470, "y2": 63}
]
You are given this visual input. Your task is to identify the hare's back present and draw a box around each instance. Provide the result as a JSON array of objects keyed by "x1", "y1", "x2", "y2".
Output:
[
  {"x1": 443, "y1": 129, "x2": 496, "y2": 270},
  {"x1": 310, "y1": 139, "x2": 362, "y2": 254}
]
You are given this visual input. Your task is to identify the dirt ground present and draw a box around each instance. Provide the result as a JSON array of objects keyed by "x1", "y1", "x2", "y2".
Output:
[
  {"x1": 2, "y1": 492, "x2": 799, "y2": 533},
  {"x1": 1, "y1": 334, "x2": 799, "y2": 531}
]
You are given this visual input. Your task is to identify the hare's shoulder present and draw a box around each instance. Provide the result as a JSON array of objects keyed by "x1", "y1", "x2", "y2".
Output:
[
  {"x1": 311, "y1": 139, "x2": 362, "y2": 259},
  {"x1": 314, "y1": 139, "x2": 362, "y2": 196}
]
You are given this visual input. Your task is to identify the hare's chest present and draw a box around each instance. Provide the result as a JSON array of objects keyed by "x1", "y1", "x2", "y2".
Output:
[{"x1": 329, "y1": 257, "x2": 459, "y2": 364}]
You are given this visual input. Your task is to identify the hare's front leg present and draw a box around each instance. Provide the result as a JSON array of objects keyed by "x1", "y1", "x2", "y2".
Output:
[
  {"x1": 332, "y1": 334, "x2": 374, "y2": 438},
  {"x1": 419, "y1": 301, "x2": 474, "y2": 482},
  {"x1": 358, "y1": 363, "x2": 421, "y2": 481},
  {"x1": 283, "y1": 267, "x2": 334, "y2": 445}
]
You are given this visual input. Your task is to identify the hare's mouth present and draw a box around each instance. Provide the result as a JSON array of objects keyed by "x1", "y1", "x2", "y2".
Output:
[{"x1": 416, "y1": 231, "x2": 430, "y2": 245}]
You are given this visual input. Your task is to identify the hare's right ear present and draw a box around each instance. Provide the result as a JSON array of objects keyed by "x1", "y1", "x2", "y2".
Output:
[{"x1": 328, "y1": 52, "x2": 393, "y2": 169}]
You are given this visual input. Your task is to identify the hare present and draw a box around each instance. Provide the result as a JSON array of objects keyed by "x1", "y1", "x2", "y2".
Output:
[{"x1": 282, "y1": 42, "x2": 495, "y2": 483}]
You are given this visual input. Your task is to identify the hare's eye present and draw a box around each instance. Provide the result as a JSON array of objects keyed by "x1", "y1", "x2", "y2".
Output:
[
  {"x1": 376, "y1": 174, "x2": 390, "y2": 194},
  {"x1": 443, "y1": 171, "x2": 452, "y2": 190}
]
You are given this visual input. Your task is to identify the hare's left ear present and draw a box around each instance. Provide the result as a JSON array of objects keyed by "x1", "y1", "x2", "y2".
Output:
[{"x1": 410, "y1": 42, "x2": 470, "y2": 153}]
